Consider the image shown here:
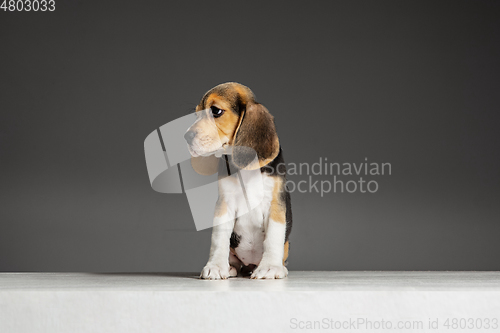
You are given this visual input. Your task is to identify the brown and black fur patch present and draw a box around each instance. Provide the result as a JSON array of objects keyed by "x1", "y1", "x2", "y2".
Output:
[
  {"x1": 283, "y1": 240, "x2": 290, "y2": 265},
  {"x1": 262, "y1": 148, "x2": 293, "y2": 243},
  {"x1": 230, "y1": 231, "x2": 241, "y2": 249},
  {"x1": 197, "y1": 82, "x2": 255, "y2": 117}
]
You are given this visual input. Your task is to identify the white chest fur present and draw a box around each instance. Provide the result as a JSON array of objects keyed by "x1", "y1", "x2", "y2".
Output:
[{"x1": 219, "y1": 172, "x2": 275, "y2": 266}]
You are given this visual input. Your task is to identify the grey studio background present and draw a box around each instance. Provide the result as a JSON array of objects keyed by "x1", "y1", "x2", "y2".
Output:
[{"x1": 1, "y1": 1, "x2": 499, "y2": 272}]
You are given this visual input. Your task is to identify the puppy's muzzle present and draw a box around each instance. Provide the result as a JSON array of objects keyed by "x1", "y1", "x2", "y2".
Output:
[{"x1": 184, "y1": 130, "x2": 196, "y2": 145}]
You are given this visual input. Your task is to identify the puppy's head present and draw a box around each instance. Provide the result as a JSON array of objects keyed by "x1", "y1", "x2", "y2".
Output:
[{"x1": 185, "y1": 82, "x2": 280, "y2": 169}]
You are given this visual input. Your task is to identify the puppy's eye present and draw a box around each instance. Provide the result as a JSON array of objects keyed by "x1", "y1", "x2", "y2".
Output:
[{"x1": 210, "y1": 106, "x2": 225, "y2": 118}]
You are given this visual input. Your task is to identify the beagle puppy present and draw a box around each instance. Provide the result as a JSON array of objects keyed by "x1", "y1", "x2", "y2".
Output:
[{"x1": 185, "y1": 82, "x2": 292, "y2": 279}]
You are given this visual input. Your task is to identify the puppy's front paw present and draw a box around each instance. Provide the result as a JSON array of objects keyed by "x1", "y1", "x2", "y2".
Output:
[
  {"x1": 251, "y1": 264, "x2": 288, "y2": 279},
  {"x1": 200, "y1": 262, "x2": 231, "y2": 280}
]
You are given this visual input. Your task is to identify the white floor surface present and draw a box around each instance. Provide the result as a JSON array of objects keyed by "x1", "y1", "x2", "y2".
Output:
[{"x1": 1, "y1": 271, "x2": 499, "y2": 332}]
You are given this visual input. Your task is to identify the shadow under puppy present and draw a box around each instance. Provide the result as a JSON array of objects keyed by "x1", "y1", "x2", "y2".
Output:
[{"x1": 185, "y1": 82, "x2": 292, "y2": 279}]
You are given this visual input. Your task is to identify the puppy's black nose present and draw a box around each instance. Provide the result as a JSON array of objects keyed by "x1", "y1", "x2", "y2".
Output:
[{"x1": 184, "y1": 130, "x2": 196, "y2": 145}]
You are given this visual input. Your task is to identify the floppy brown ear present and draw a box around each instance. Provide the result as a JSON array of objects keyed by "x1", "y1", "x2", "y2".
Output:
[{"x1": 231, "y1": 103, "x2": 280, "y2": 169}]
